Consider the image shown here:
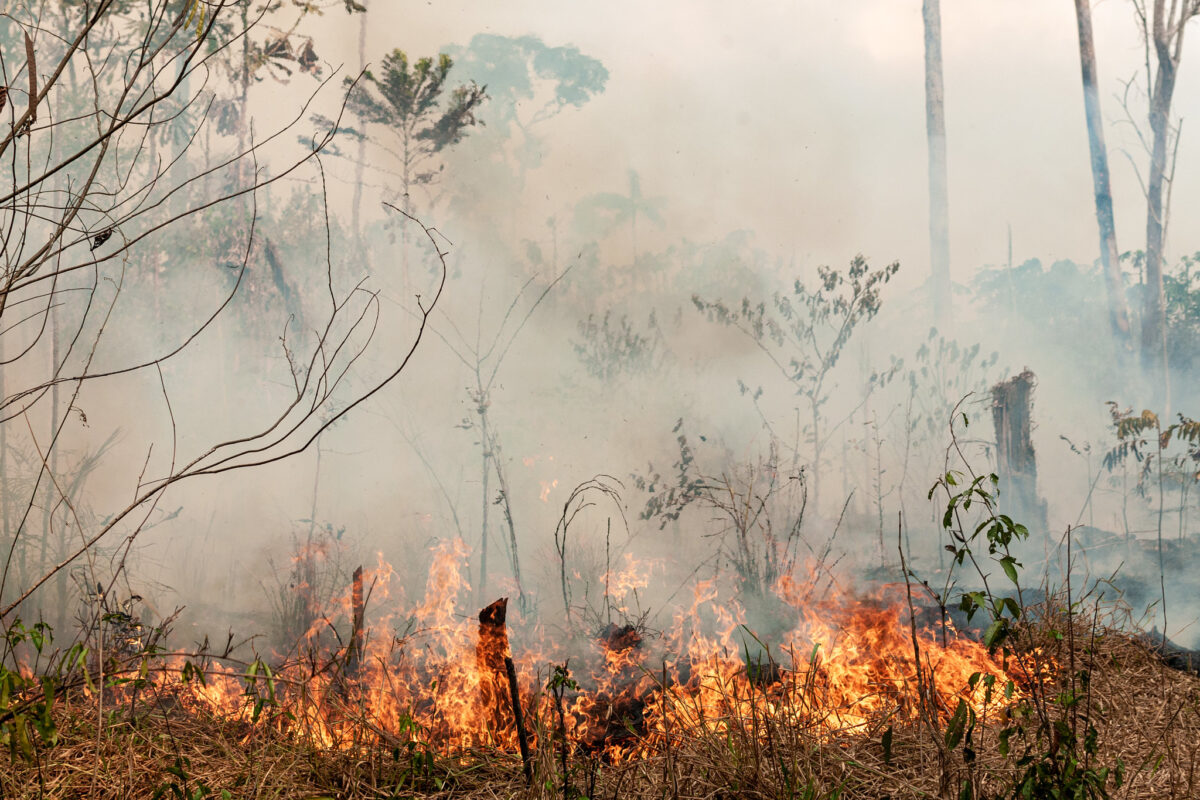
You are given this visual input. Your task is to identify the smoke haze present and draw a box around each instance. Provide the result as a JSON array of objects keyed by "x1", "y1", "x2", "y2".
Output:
[{"x1": 6, "y1": 1, "x2": 1200, "y2": 658}]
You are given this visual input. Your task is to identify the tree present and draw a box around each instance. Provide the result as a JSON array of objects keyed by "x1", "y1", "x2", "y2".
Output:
[
  {"x1": 337, "y1": 50, "x2": 485, "y2": 289},
  {"x1": 207, "y1": 0, "x2": 350, "y2": 185},
  {"x1": 441, "y1": 34, "x2": 607, "y2": 254},
  {"x1": 575, "y1": 170, "x2": 666, "y2": 285},
  {"x1": 432, "y1": 271, "x2": 568, "y2": 611},
  {"x1": 693, "y1": 256, "x2": 900, "y2": 515},
  {"x1": 922, "y1": 0, "x2": 952, "y2": 327},
  {"x1": 445, "y1": 33, "x2": 608, "y2": 185},
  {"x1": 0, "y1": 3, "x2": 443, "y2": 626},
  {"x1": 343, "y1": 51, "x2": 486, "y2": 215},
  {"x1": 351, "y1": 2, "x2": 370, "y2": 238},
  {"x1": 1131, "y1": 1, "x2": 1200, "y2": 380},
  {"x1": 1073, "y1": 0, "x2": 1133, "y2": 350}
]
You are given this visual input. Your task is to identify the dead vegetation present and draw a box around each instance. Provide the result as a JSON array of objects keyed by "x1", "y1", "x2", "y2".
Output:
[{"x1": 1, "y1": 595, "x2": 1198, "y2": 800}]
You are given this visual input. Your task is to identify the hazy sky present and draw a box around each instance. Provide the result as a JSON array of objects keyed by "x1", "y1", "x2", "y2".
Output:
[
  {"x1": 8, "y1": 0, "x2": 1188, "y2": 646},
  {"x1": 286, "y1": 0, "x2": 1200, "y2": 292}
]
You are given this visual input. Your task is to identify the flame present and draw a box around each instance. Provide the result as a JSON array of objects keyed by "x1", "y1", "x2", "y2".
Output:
[{"x1": 112, "y1": 544, "x2": 1024, "y2": 761}]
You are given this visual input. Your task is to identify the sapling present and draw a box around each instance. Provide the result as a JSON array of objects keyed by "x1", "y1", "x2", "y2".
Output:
[{"x1": 693, "y1": 255, "x2": 899, "y2": 514}]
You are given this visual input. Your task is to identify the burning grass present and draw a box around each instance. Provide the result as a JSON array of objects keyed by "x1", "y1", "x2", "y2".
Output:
[
  {"x1": 3, "y1": 546, "x2": 1199, "y2": 798},
  {"x1": 163, "y1": 542, "x2": 1023, "y2": 759}
]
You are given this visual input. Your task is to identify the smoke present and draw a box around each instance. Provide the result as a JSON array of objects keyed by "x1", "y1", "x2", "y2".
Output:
[{"x1": 9, "y1": 2, "x2": 1200, "y2": 662}]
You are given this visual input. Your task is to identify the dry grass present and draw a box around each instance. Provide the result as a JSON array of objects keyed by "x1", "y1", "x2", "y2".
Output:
[{"x1": 2, "y1": 612, "x2": 1198, "y2": 800}]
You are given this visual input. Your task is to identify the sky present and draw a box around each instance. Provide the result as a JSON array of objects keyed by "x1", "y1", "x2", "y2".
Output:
[{"x1": 286, "y1": 0, "x2": 1200, "y2": 290}]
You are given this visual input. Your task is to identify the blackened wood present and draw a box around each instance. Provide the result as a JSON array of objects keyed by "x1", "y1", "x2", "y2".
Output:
[
  {"x1": 505, "y1": 655, "x2": 533, "y2": 785},
  {"x1": 477, "y1": 597, "x2": 509, "y2": 673},
  {"x1": 992, "y1": 370, "x2": 1047, "y2": 531},
  {"x1": 347, "y1": 565, "x2": 365, "y2": 674},
  {"x1": 476, "y1": 598, "x2": 514, "y2": 738}
]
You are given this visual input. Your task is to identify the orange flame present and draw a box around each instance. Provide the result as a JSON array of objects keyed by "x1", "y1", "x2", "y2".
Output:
[{"x1": 125, "y1": 544, "x2": 1022, "y2": 760}]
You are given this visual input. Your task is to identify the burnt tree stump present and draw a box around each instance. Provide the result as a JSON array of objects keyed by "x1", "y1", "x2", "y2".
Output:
[
  {"x1": 476, "y1": 598, "x2": 523, "y2": 746},
  {"x1": 991, "y1": 369, "x2": 1047, "y2": 532},
  {"x1": 346, "y1": 566, "x2": 366, "y2": 676}
]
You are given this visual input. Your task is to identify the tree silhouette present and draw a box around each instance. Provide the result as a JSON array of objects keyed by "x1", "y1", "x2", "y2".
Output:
[
  {"x1": 446, "y1": 34, "x2": 607, "y2": 179},
  {"x1": 575, "y1": 170, "x2": 666, "y2": 279}
]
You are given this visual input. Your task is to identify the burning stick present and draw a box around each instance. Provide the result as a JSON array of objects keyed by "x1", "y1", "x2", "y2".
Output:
[
  {"x1": 477, "y1": 597, "x2": 509, "y2": 674},
  {"x1": 477, "y1": 598, "x2": 515, "y2": 739},
  {"x1": 505, "y1": 655, "x2": 533, "y2": 785},
  {"x1": 477, "y1": 597, "x2": 533, "y2": 776},
  {"x1": 346, "y1": 566, "x2": 365, "y2": 675}
]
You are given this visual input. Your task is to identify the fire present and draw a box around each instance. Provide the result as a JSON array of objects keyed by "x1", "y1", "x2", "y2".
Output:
[{"x1": 109, "y1": 542, "x2": 1022, "y2": 762}]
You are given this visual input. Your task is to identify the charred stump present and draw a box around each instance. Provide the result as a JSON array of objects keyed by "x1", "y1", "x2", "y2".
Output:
[
  {"x1": 477, "y1": 597, "x2": 509, "y2": 675},
  {"x1": 476, "y1": 598, "x2": 513, "y2": 731},
  {"x1": 992, "y1": 369, "x2": 1047, "y2": 532},
  {"x1": 476, "y1": 597, "x2": 532, "y2": 758},
  {"x1": 346, "y1": 566, "x2": 366, "y2": 676}
]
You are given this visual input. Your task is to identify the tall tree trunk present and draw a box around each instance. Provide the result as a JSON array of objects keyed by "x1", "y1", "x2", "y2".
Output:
[
  {"x1": 351, "y1": 7, "x2": 367, "y2": 245},
  {"x1": 477, "y1": 390, "x2": 491, "y2": 602},
  {"x1": 923, "y1": 0, "x2": 952, "y2": 328},
  {"x1": 1139, "y1": 0, "x2": 1200, "y2": 404},
  {"x1": 0, "y1": 333, "x2": 7, "y2": 594},
  {"x1": 401, "y1": 127, "x2": 412, "y2": 296},
  {"x1": 40, "y1": 295, "x2": 61, "y2": 626},
  {"x1": 810, "y1": 400, "x2": 822, "y2": 517},
  {"x1": 52, "y1": 295, "x2": 63, "y2": 620},
  {"x1": 1143, "y1": 45, "x2": 1175, "y2": 381},
  {"x1": 487, "y1": 430, "x2": 526, "y2": 613},
  {"x1": 237, "y1": 2, "x2": 250, "y2": 186},
  {"x1": 1073, "y1": 0, "x2": 1133, "y2": 350}
]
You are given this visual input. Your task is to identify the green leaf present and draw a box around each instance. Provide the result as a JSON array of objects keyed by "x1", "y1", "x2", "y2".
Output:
[
  {"x1": 15, "y1": 717, "x2": 33, "y2": 760},
  {"x1": 1000, "y1": 596, "x2": 1022, "y2": 620},
  {"x1": 1000, "y1": 555, "x2": 1020, "y2": 585},
  {"x1": 944, "y1": 699, "x2": 968, "y2": 749},
  {"x1": 983, "y1": 618, "x2": 1005, "y2": 650},
  {"x1": 998, "y1": 726, "x2": 1013, "y2": 756}
]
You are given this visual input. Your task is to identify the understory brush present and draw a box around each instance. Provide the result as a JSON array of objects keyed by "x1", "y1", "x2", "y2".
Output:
[{"x1": 0, "y1": 605, "x2": 1195, "y2": 799}]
